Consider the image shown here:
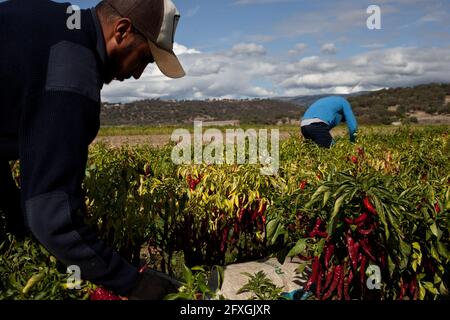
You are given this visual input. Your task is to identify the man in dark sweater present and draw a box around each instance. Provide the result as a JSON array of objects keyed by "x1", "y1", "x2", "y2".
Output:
[{"x1": 0, "y1": 0, "x2": 185, "y2": 299}]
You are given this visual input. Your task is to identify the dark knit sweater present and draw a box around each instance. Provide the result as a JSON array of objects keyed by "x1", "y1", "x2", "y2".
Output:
[{"x1": 0, "y1": 0, "x2": 138, "y2": 295}]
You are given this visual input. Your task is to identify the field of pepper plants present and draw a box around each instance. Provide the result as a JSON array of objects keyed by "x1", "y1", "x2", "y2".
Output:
[{"x1": 0, "y1": 126, "x2": 449, "y2": 300}]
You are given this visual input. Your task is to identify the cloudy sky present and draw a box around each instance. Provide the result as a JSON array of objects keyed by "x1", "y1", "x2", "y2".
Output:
[{"x1": 60, "y1": 0, "x2": 450, "y2": 101}]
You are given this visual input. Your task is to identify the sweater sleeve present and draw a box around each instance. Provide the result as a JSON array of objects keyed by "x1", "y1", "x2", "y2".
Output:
[
  {"x1": 19, "y1": 91, "x2": 138, "y2": 295},
  {"x1": 342, "y1": 100, "x2": 358, "y2": 142}
]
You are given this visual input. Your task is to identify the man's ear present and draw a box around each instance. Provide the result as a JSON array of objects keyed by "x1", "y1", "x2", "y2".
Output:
[{"x1": 113, "y1": 18, "x2": 133, "y2": 45}]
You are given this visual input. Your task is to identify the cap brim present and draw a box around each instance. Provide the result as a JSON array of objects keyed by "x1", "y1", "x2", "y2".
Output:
[{"x1": 148, "y1": 41, "x2": 185, "y2": 79}]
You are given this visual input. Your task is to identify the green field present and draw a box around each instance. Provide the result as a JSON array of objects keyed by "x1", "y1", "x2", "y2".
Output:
[
  {"x1": 97, "y1": 124, "x2": 449, "y2": 138},
  {"x1": 1, "y1": 126, "x2": 449, "y2": 300}
]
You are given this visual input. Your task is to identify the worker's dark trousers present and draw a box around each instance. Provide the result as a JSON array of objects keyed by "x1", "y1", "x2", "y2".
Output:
[
  {"x1": 0, "y1": 160, "x2": 27, "y2": 238},
  {"x1": 301, "y1": 123, "x2": 333, "y2": 148}
]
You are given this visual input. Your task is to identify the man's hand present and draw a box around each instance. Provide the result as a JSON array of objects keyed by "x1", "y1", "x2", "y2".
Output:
[{"x1": 129, "y1": 269, "x2": 181, "y2": 300}]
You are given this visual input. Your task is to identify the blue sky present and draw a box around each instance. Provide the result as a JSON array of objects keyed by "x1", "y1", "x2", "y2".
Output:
[{"x1": 41, "y1": 1, "x2": 450, "y2": 100}]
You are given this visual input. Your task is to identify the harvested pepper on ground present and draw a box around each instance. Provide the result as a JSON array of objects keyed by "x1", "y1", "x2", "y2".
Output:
[{"x1": 90, "y1": 287, "x2": 122, "y2": 300}]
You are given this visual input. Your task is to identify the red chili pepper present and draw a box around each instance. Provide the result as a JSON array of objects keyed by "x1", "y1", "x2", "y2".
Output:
[
  {"x1": 360, "y1": 255, "x2": 367, "y2": 293},
  {"x1": 299, "y1": 180, "x2": 307, "y2": 190},
  {"x1": 357, "y1": 223, "x2": 375, "y2": 236},
  {"x1": 346, "y1": 232, "x2": 359, "y2": 271},
  {"x1": 409, "y1": 277, "x2": 418, "y2": 300},
  {"x1": 298, "y1": 254, "x2": 313, "y2": 261},
  {"x1": 187, "y1": 175, "x2": 201, "y2": 190},
  {"x1": 352, "y1": 242, "x2": 360, "y2": 271},
  {"x1": 304, "y1": 257, "x2": 319, "y2": 292},
  {"x1": 238, "y1": 208, "x2": 245, "y2": 223},
  {"x1": 309, "y1": 230, "x2": 328, "y2": 238},
  {"x1": 90, "y1": 288, "x2": 121, "y2": 300},
  {"x1": 344, "y1": 270, "x2": 354, "y2": 300},
  {"x1": 220, "y1": 227, "x2": 229, "y2": 252},
  {"x1": 325, "y1": 243, "x2": 335, "y2": 267},
  {"x1": 321, "y1": 265, "x2": 341, "y2": 300},
  {"x1": 314, "y1": 218, "x2": 323, "y2": 229},
  {"x1": 354, "y1": 212, "x2": 370, "y2": 225},
  {"x1": 139, "y1": 264, "x2": 148, "y2": 273},
  {"x1": 233, "y1": 223, "x2": 240, "y2": 235},
  {"x1": 323, "y1": 266, "x2": 335, "y2": 293},
  {"x1": 363, "y1": 197, "x2": 377, "y2": 215},
  {"x1": 424, "y1": 258, "x2": 436, "y2": 274},
  {"x1": 344, "y1": 217, "x2": 355, "y2": 225},
  {"x1": 316, "y1": 266, "x2": 323, "y2": 299},
  {"x1": 308, "y1": 230, "x2": 317, "y2": 238},
  {"x1": 251, "y1": 210, "x2": 260, "y2": 222},
  {"x1": 337, "y1": 265, "x2": 345, "y2": 300},
  {"x1": 261, "y1": 215, "x2": 267, "y2": 225},
  {"x1": 360, "y1": 238, "x2": 377, "y2": 262},
  {"x1": 398, "y1": 278, "x2": 408, "y2": 300},
  {"x1": 379, "y1": 252, "x2": 387, "y2": 269},
  {"x1": 309, "y1": 218, "x2": 324, "y2": 237},
  {"x1": 435, "y1": 202, "x2": 441, "y2": 213},
  {"x1": 357, "y1": 147, "x2": 365, "y2": 157},
  {"x1": 316, "y1": 231, "x2": 328, "y2": 238}
]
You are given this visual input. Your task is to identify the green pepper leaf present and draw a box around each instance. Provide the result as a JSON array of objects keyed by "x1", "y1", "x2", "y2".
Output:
[{"x1": 287, "y1": 239, "x2": 307, "y2": 258}]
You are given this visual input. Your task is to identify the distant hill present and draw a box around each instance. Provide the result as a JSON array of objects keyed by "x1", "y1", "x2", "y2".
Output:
[
  {"x1": 101, "y1": 99, "x2": 304, "y2": 126},
  {"x1": 278, "y1": 91, "x2": 370, "y2": 107},
  {"x1": 100, "y1": 83, "x2": 450, "y2": 126},
  {"x1": 347, "y1": 83, "x2": 450, "y2": 124}
]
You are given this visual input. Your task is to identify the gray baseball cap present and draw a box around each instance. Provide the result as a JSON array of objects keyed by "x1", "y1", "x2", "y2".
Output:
[{"x1": 104, "y1": 0, "x2": 185, "y2": 78}]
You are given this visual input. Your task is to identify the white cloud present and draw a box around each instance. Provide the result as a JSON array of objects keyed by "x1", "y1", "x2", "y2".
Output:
[
  {"x1": 173, "y1": 43, "x2": 201, "y2": 55},
  {"x1": 288, "y1": 43, "x2": 307, "y2": 56},
  {"x1": 321, "y1": 43, "x2": 338, "y2": 55},
  {"x1": 101, "y1": 44, "x2": 450, "y2": 102},
  {"x1": 361, "y1": 43, "x2": 386, "y2": 49},
  {"x1": 231, "y1": 43, "x2": 266, "y2": 56},
  {"x1": 280, "y1": 47, "x2": 450, "y2": 94}
]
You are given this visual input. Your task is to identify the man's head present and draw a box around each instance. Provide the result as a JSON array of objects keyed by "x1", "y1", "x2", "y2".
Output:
[{"x1": 96, "y1": 0, "x2": 185, "y2": 84}]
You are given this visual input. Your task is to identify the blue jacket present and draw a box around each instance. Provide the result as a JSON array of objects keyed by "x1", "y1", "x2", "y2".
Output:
[{"x1": 302, "y1": 96, "x2": 358, "y2": 141}]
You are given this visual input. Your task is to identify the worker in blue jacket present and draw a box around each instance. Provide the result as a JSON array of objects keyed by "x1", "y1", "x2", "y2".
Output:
[{"x1": 300, "y1": 96, "x2": 358, "y2": 148}]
